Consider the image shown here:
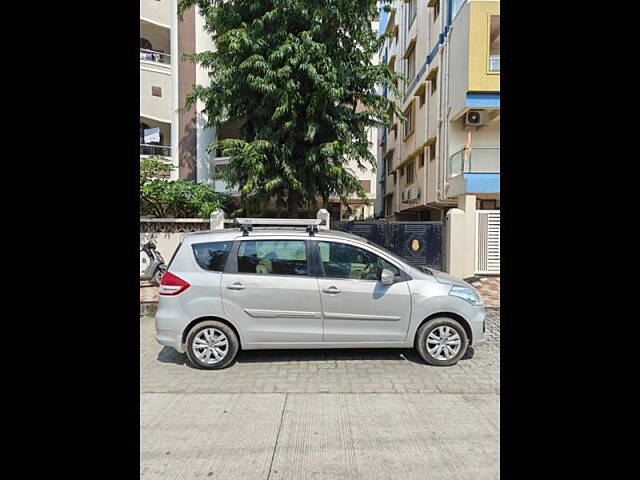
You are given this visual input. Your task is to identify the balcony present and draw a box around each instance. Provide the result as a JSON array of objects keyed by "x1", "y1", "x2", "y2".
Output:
[
  {"x1": 447, "y1": 147, "x2": 500, "y2": 197},
  {"x1": 140, "y1": 20, "x2": 170, "y2": 70},
  {"x1": 140, "y1": 20, "x2": 172, "y2": 121},
  {"x1": 449, "y1": 147, "x2": 500, "y2": 177},
  {"x1": 140, "y1": 144, "x2": 171, "y2": 158},
  {"x1": 140, "y1": 48, "x2": 170, "y2": 66},
  {"x1": 141, "y1": 117, "x2": 171, "y2": 160}
]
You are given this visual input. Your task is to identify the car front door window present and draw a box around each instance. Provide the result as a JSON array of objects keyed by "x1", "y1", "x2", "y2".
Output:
[{"x1": 318, "y1": 241, "x2": 400, "y2": 281}]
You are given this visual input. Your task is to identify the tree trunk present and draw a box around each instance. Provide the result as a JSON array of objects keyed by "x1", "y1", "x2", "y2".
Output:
[{"x1": 287, "y1": 189, "x2": 300, "y2": 217}]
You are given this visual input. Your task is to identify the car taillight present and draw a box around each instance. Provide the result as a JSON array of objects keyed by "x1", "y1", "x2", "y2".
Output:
[{"x1": 159, "y1": 271, "x2": 190, "y2": 296}]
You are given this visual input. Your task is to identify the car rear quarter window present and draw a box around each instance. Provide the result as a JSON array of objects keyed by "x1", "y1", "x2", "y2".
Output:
[{"x1": 192, "y1": 241, "x2": 233, "y2": 272}]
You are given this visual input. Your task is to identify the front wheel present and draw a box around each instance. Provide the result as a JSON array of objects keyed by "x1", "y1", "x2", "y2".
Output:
[
  {"x1": 185, "y1": 320, "x2": 239, "y2": 370},
  {"x1": 415, "y1": 317, "x2": 469, "y2": 366}
]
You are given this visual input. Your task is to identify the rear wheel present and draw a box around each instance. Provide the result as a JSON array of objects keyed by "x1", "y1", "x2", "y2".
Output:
[
  {"x1": 415, "y1": 317, "x2": 469, "y2": 366},
  {"x1": 185, "y1": 320, "x2": 239, "y2": 370}
]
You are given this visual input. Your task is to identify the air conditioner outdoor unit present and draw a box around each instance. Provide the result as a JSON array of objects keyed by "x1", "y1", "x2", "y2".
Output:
[{"x1": 464, "y1": 110, "x2": 488, "y2": 129}]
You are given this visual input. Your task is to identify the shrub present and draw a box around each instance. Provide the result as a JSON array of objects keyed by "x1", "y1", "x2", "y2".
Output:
[{"x1": 140, "y1": 156, "x2": 233, "y2": 218}]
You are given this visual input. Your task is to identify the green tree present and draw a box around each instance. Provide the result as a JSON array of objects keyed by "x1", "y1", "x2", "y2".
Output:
[{"x1": 179, "y1": 0, "x2": 399, "y2": 216}]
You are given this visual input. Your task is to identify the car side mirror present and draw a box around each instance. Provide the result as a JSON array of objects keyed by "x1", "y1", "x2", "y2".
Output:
[{"x1": 380, "y1": 269, "x2": 395, "y2": 285}]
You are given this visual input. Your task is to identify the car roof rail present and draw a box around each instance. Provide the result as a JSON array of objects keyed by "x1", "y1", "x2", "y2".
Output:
[{"x1": 232, "y1": 218, "x2": 326, "y2": 236}]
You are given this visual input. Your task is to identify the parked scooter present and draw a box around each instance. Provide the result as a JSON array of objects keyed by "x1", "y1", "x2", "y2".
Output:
[{"x1": 140, "y1": 241, "x2": 166, "y2": 285}]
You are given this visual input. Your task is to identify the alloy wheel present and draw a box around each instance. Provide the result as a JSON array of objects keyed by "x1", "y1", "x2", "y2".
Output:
[
  {"x1": 192, "y1": 328, "x2": 229, "y2": 365},
  {"x1": 426, "y1": 326, "x2": 462, "y2": 361}
]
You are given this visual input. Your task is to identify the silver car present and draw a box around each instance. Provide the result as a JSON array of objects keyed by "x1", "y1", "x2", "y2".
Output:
[{"x1": 155, "y1": 219, "x2": 486, "y2": 369}]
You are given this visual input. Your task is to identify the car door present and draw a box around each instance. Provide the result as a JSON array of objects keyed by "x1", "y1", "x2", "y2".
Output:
[
  {"x1": 315, "y1": 240, "x2": 412, "y2": 343},
  {"x1": 221, "y1": 238, "x2": 323, "y2": 346}
]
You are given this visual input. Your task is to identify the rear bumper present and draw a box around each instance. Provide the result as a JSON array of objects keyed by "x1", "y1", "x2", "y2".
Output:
[
  {"x1": 155, "y1": 328, "x2": 185, "y2": 353},
  {"x1": 154, "y1": 297, "x2": 188, "y2": 353}
]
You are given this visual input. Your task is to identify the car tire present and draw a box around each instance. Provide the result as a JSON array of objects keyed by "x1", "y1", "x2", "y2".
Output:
[
  {"x1": 415, "y1": 317, "x2": 469, "y2": 366},
  {"x1": 185, "y1": 320, "x2": 239, "y2": 370}
]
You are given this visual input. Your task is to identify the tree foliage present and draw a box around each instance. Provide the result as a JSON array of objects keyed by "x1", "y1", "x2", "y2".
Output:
[
  {"x1": 140, "y1": 156, "x2": 233, "y2": 218},
  {"x1": 179, "y1": 0, "x2": 400, "y2": 215}
]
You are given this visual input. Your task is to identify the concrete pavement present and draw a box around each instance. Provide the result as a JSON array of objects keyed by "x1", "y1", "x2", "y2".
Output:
[
  {"x1": 141, "y1": 392, "x2": 499, "y2": 479},
  {"x1": 140, "y1": 310, "x2": 500, "y2": 479}
]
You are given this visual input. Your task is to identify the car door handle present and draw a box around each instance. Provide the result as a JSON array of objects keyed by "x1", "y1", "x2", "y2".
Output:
[
  {"x1": 227, "y1": 283, "x2": 246, "y2": 290},
  {"x1": 322, "y1": 286, "x2": 341, "y2": 294}
]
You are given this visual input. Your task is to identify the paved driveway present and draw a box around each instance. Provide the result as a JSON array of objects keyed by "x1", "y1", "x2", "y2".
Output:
[{"x1": 141, "y1": 309, "x2": 500, "y2": 479}]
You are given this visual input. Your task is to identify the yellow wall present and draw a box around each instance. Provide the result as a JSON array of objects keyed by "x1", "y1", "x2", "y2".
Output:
[{"x1": 468, "y1": 1, "x2": 500, "y2": 92}]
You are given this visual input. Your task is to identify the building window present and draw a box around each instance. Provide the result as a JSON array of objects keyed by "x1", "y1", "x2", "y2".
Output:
[
  {"x1": 433, "y1": 0, "x2": 440, "y2": 21},
  {"x1": 151, "y1": 86, "x2": 162, "y2": 97},
  {"x1": 406, "y1": 160, "x2": 414, "y2": 185},
  {"x1": 385, "y1": 195, "x2": 394, "y2": 216},
  {"x1": 399, "y1": 165, "x2": 404, "y2": 177},
  {"x1": 386, "y1": 158, "x2": 393, "y2": 175},
  {"x1": 419, "y1": 90, "x2": 426, "y2": 107},
  {"x1": 409, "y1": 0, "x2": 417, "y2": 26},
  {"x1": 407, "y1": 47, "x2": 416, "y2": 82},
  {"x1": 419, "y1": 152, "x2": 425, "y2": 168},
  {"x1": 430, "y1": 73, "x2": 437, "y2": 95},
  {"x1": 429, "y1": 142, "x2": 436, "y2": 161},
  {"x1": 393, "y1": 172, "x2": 397, "y2": 186},
  {"x1": 359, "y1": 180, "x2": 371, "y2": 193},
  {"x1": 488, "y1": 16, "x2": 500, "y2": 72},
  {"x1": 403, "y1": 102, "x2": 415, "y2": 139},
  {"x1": 214, "y1": 162, "x2": 226, "y2": 177}
]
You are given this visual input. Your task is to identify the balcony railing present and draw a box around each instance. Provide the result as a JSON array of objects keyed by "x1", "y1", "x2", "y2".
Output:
[
  {"x1": 140, "y1": 144, "x2": 171, "y2": 157},
  {"x1": 488, "y1": 54, "x2": 500, "y2": 72},
  {"x1": 140, "y1": 49, "x2": 170, "y2": 65},
  {"x1": 448, "y1": 147, "x2": 500, "y2": 178}
]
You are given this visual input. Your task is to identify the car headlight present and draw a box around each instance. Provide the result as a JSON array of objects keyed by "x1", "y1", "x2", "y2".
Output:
[{"x1": 449, "y1": 286, "x2": 483, "y2": 306}]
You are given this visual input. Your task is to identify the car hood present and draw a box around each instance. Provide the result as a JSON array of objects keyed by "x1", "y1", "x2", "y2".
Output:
[{"x1": 412, "y1": 266, "x2": 471, "y2": 288}]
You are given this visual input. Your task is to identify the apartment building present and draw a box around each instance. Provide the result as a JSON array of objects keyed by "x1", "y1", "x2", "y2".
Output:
[
  {"x1": 377, "y1": 0, "x2": 500, "y2": 277},
  {"x1": 140, "y1": 0, "x2": 233, "y2": 188}
]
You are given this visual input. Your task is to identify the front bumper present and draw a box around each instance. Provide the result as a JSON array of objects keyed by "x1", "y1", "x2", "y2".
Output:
[{"x1": 469, "y1": 307, "x2": 487, "y2": 347}]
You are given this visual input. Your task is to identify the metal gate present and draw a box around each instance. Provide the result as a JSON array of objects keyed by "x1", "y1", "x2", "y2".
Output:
[
  {"x1": 475, "y1": 210, "x2": 500, "y2": 274},
  {"x1": 332, "y1": 221, "x2": 443, "y2": 270}
]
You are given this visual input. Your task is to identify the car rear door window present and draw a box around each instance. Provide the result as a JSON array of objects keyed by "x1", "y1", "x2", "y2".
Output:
[
  {"x1": 192, "y1": 241, "x2": 233, "y2": 272},
  {"x1": 318, "y1": 241, "x2": 400, "y2": 280},
  {"x1": 237, "y1": 240, "x2": 308, "y2": 276}
]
